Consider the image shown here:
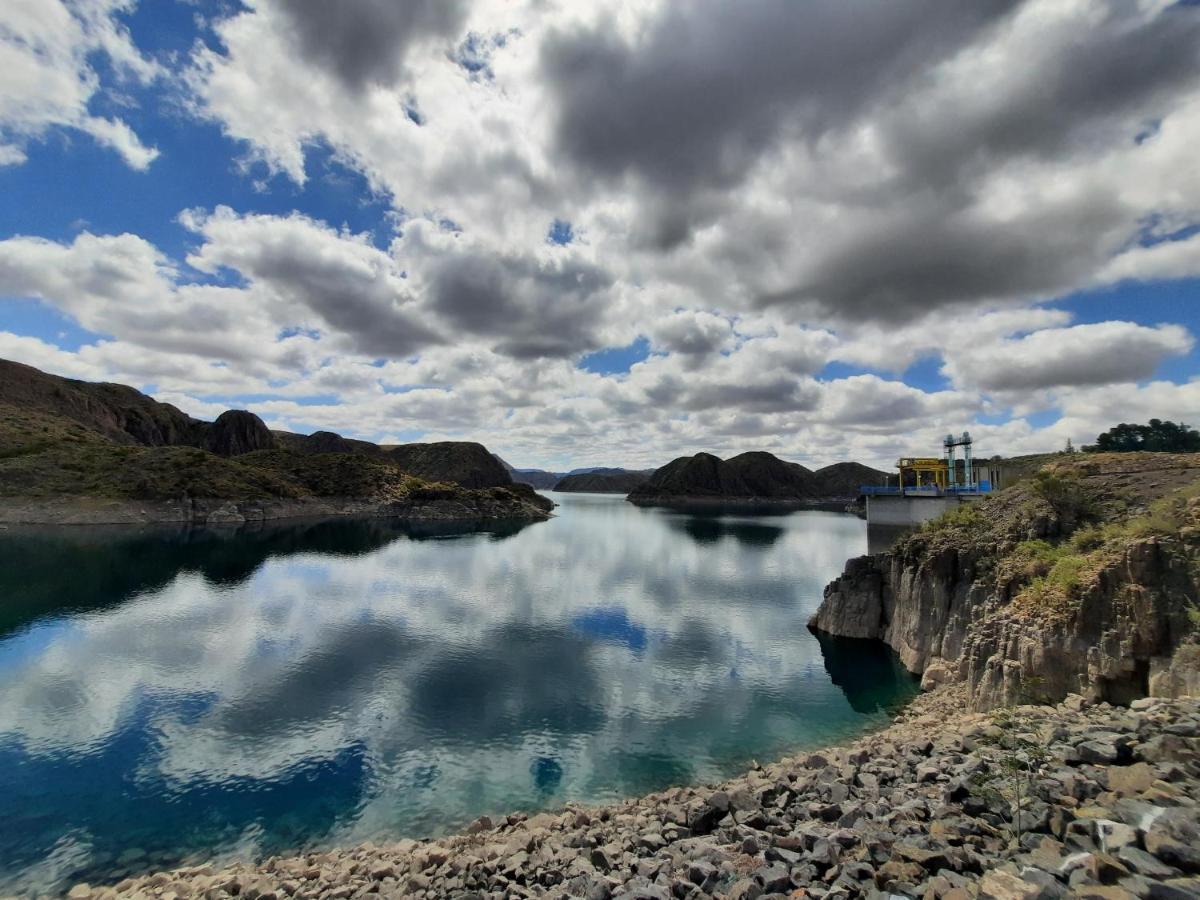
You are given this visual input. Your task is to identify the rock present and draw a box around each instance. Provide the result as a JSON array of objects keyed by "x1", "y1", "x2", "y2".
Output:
[
  {"x1": 1144, "y1": 810, "x2": 1200, "y2": 873},
  {"x1": 978, "y1": 869, "x2": 1053, "y2": 900},
  {"x1": 467, "y1": 816, "x2": 494, "y2": 834},
  {"x1": 638, "y1": 833, "x2": 667, "y2": 852},
  {"x1": 893, "y1": 843, "x2": 951, "y2": 872},
  {"x1": 1071, "y1": 886, "x2": 1139, "y2": 900},
  {"x1": 1148, "y1": 880, "x2": 1200, "y2": 900},
  {"x1": 1096, "y1": 820, "x2": 1140, "y2": 854},
  {"x1": 754, "y1": 865, "x2": 792, "y2": 894},
  {"x1": 725, "y1": 878, "x2": 764, "y2": 900},
  {"x1": 202, "y1": 410, "x2": 276, "y2": 457},
  {"x1": 67, "y1": 885, "x2": 92, "y2": 899},
  {"x1": 922, "y1": 660, "x2": 957, "y2": 692},
  {"x1": 1118, "y1": 847, "x2": 1181, "y2": 880},
  {"x1": 1073, "y1": 740, "x2": 1123, "y2": 766},
  {"x1": 1106, "y1": 764, "x2": 1158, "y2": 797}
]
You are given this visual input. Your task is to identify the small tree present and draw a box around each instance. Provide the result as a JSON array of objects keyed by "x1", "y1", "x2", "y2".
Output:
[
  {"x1": 1064, "y1": 438, "x2": 1075, "y2": 454},
  {"x1": 969, "y1": 708, "x2": 1053, "y2": 847}
]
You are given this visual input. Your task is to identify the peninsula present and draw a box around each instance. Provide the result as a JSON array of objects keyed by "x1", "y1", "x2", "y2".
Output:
[{"x1": 0, "y1": 359, "x2": 552, "y2": 526}]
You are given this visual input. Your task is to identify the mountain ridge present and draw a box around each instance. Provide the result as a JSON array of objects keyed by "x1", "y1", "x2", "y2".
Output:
[{"x1": 627, "y1": 450, "x2": 887, "y2": 505}]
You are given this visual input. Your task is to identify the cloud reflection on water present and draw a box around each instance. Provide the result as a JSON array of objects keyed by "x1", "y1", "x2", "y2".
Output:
[{"x1": 0, "y1": 497, "x2": 916, "y2": 894}]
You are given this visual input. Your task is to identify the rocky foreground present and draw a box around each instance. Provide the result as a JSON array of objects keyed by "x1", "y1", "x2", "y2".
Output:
[{"x1": 66, "y1": 688, "x2": 1200, "y2": 900}]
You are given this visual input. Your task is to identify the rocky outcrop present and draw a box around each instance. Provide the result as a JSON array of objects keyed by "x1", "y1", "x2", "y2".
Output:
[
  {"x1": 629, "y1": 451, "x2": 887, "y2": 506},
  {"x1": 554, "y1": 470, "x2": 652, "y2": 493},
  {"x1": 388, "y1": 441, "x2": 514, "y2": 488},
  {"x1": 201, "y1": 410, "x2": 277, "y2": 456},
  {"x1": 70, "y1": 690, "x2": 1200, "y2": 900},
  {"x1": 811, "y1": 454, "x2": 1200, "y2": 710}
]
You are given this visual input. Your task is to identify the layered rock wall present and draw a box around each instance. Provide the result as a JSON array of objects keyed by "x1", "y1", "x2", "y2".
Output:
[{"x1": 811, "y1": 532, "x2": 1199, "y2": 710}]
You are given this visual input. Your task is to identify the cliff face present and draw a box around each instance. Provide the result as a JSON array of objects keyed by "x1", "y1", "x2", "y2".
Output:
[{"x1": 811, "y1": 454, "x2": 1200, "y2": 710}]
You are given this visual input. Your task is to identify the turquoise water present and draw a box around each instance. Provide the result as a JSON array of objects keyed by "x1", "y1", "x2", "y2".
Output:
[{"x1": 0, "y1": 493, "x2": 917, "y2": 894}]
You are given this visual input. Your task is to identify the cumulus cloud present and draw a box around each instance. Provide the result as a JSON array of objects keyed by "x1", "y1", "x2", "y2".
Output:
[
  {"x1": 0, "y1": 0, "x2": 160, "y2": 169},
  {"x1": 2, "y1": 0, "x2": 1199, "y2": 470},
  {"x1": 647, "y1": 311, "x2": 734, "y2": 360},
  {"x1": 273, "y1": 0, "x2": 470, "y2": 90},
  {"x1": 183, "y1": 207, "x2": 445, "y2": 359},
  {"x1": 399, "y1": 221, "x2": 621, "y2": 360},
  {"x1": 942, "y1": 322, "x2": 1194, "y2": 393}
]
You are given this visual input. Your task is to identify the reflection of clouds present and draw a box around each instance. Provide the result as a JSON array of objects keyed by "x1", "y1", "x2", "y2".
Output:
[{"x1": 0, "y1": 498, "x2": 901, "y2": 885}]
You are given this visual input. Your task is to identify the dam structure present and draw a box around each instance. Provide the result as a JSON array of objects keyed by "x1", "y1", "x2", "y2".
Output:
[{"x1": 860, "y1": 432, "x2": 1004, "y2": 527}]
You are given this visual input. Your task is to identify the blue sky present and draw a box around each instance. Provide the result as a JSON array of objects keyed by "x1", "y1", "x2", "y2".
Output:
[{"x1": 1, "y1": 0, "x2": 1198, "y2": 470}]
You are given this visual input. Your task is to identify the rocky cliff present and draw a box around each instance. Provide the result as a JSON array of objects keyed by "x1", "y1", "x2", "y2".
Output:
[
  {"x1": 628, "y1": 451, "x2": 887, "y2": 505},
  {"x1": 810, "y1": 453, "x2": 1200, "y2": 710}
]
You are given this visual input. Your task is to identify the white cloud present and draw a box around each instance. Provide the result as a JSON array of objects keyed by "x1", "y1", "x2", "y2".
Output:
[
  {"x1": 1, "y1": 0, "x2": 1198, "y2": 470},
  {"x1": 0, "y1": 0, "x2": 160, "y2": 169}
]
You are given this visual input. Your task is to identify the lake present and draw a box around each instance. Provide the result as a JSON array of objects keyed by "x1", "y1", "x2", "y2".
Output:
[{"x1": 0, "y1": 493, "x2": 917, "y2": 895}]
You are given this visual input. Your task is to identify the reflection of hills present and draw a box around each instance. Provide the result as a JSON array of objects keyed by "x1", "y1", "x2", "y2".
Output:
[
  {"x1": 0, "y1": 517, "x2": 538, "y2": 638},
  {"x1": 667, "y1": 515, "x2": 786, "y2": 547},
  {"x1": 812, "y1": 631, "x2": 919, "y2": 714}
]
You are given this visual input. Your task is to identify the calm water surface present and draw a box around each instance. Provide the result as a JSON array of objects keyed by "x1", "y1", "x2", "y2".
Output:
[{"x1": 0, "y1": 493, "x2": 916, "y2": 894}]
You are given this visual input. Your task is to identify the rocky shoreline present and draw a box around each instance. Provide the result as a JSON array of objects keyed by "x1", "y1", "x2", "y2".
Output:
[
  {"x1": 810, "y1": 453, "x2": 1200, "y2": 710},
  {"x1": 59, "y1": 687, "x2": 1200, "y2": 900},
  {"x1": 0, "y1": 490, "x2": 555, "y2": 527}
]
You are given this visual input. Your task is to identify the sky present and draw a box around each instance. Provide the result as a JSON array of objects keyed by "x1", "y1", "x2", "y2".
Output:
[{"x1": 0, "y1": 0, "x2": 1198, "y2": 471}]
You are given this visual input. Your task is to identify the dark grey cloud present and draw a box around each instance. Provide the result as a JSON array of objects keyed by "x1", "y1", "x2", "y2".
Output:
[
  {"x1": 541, "y1": 0, "x2": 1020, "y2": 200},
  {"x1": 275, "y1": 0, "x2": 470, "y2": 89},
  {"x1": 425, "y1": 250, "x2": 616, "y2": 359},
  {"x1": 769, "y1": 194, "x2": 1129, "y2": 320},
  {"x1": 196, "y1": 224, "x2": 445, "y2": 358},
  {"x1": 883, "y1": 3, "x2": 1200, "y2": 194},
  {"x1": 542, "y1": 0, "x2": 1200, "y2": 318}
]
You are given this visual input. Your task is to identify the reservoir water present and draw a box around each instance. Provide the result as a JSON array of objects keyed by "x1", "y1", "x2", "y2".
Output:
[{"x1": 0, "y1": 493, "x2": 917, "y2": 894}]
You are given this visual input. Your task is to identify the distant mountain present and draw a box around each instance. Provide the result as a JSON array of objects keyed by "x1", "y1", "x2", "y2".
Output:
[
  {"x1": 553, "y1": 470, "x2": 654, "y2": 493},
  {"x1": 491, "y1": 455, "x2": 563, "y2": 489},
  {"x1": 512, "y1": 469, "x2": 563, "y2": 489},
  {"x1": 627, "y1": 451, "x2": 887, "y2": 505},
  {"x1": 489, "y1": 457, "x2": 655, "y2": 490}
]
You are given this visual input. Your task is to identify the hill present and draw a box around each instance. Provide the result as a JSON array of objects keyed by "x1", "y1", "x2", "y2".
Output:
[
  {"x1": 0, "y1": 359, "x2": 551, "y2": 525},
  {"x1": 627, "y1": 451, "x2": 887, "y2": 505},
  {"x1": 387, "y1": 442, "x2": 512, "y2": 489}
]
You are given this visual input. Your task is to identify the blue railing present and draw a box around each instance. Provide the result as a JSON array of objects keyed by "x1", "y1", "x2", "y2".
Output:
[{"x1": 859, "y1": 482, "x2": 992, "y2": 496}]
